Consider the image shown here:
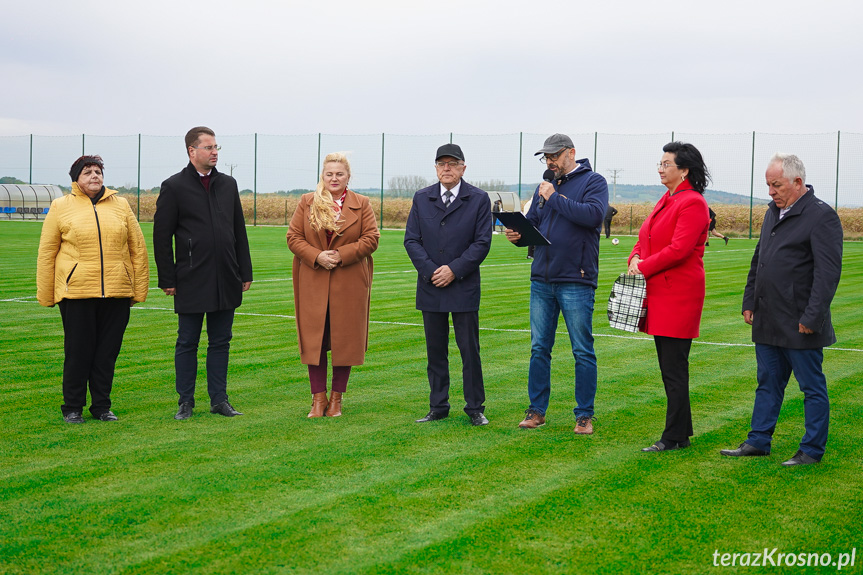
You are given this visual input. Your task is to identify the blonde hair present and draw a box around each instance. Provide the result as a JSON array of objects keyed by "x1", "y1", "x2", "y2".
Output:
[{"x1": 309, "y1": 152, "x2": 351, "y2": 232}]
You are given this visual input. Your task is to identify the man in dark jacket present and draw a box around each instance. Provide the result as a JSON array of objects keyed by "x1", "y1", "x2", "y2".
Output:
[
  {"x1": 603, "y1": 204, "x2": 618, "y2": 239},
  {"x1": 153, "y1": 126, "x2": 253, "y2": 420},
  {"x1": 505, "y1": 134, "x2": 609, "y2": 434},
  {"x1": 404, "y1": 143, "x2": 493, "y2": 426},
  {"x1": 721, "y1": 153, "x2": 842, "y2": 465}
]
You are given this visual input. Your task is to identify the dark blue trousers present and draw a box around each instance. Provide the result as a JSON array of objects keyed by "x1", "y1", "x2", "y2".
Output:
[
  {"x1": 746, "y1": 344, "x2": 830, "y2": 460},
  {"x1": 175, "y1": 310, "x2": 234, "y2": 407},
  {"x1": 422, "y1": 310, "x2": 485, "y2": 415}
]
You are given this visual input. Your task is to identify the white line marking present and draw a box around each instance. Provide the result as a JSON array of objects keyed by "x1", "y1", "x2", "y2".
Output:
[{"x1": 127, "y1": 306, "x2": 862, "y2": 352}]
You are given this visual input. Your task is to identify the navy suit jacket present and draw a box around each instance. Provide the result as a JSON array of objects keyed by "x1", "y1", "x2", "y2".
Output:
[{"x1": 404, "y1": 180, "x2": 493, "y2": 312}]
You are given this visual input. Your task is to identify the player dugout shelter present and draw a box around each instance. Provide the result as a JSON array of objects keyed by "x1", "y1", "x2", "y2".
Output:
[{"x1": 0, "y1": 184, "x2": 64, "y2": 220}]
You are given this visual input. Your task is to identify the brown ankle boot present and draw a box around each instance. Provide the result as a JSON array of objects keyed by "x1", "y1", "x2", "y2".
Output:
[
  {"x1": 308, "y1": 392, "x2": 327, "y2": 418},
  {"x1": 325, "y1": 391, "x2": 342, "y2": 417}
]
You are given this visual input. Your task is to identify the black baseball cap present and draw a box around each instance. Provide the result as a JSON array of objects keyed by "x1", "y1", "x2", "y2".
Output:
[{"x1": 435, "y1": 143, "x2": 465, "y2": 162}]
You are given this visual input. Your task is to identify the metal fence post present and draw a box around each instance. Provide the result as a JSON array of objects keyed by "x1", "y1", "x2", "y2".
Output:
[
  {"x1": 316, "y1": 133, "x2": 321, "y2": 175},
  {"x1": 518, "y1": 132, "x2": 523, "y2": 200},
  {"x1": 380, "y1": 133, "x2": 385, "y2": 226},
  {"x1": 136, "y1": 133, "x2": 141, "y2": 219},
  {"x1": 593, "y1": 132, "x2": 598, "y2": 170},
  {"x1": 29, "y1": 134, "x2": 33, "y2": 185},
  {"x1": 254, "y1": 132, "x2": 258, "y2": 226},
  {"x1": 835, "y1": 130, "x2": 841, "y2": 210},
  {"x1": 749, "y1": 131, "x2": 755, "y2": 239}
]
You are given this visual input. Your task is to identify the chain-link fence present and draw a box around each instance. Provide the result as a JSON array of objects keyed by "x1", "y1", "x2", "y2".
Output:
[{"x1": 1, "y1": 132, "x2": 860, "y2": 235}]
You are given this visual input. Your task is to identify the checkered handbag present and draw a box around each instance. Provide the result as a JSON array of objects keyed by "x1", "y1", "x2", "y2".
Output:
[{"x1": 607, "y1": 273, "x2": 647, "y2": 332}]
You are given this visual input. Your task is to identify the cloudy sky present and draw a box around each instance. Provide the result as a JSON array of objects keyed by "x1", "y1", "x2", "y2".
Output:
[{"x1": 2, "y1": 0, "x2": 862, "y2": 137}]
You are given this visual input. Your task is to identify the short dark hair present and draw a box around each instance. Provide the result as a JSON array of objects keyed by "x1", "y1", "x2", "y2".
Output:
[
  {"x1": 185, "y1": 126, "x2": 216, "y2": 155},
  {"x1": 69, "y1": 155, "x2": 105, "y2": 182},
  {"x1": 662, "y1": 141, "x2": 711, "y2": 193}
]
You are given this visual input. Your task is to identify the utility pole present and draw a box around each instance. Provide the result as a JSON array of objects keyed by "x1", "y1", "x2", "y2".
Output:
[
  {"x1": 226, "y1": 163, "x2": 238, "y2": 177},
  {"x1": 606, "y1": 169, "x2": 623, "y2": 201}
]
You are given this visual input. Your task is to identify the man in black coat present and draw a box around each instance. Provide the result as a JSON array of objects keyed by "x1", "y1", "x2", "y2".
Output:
[
  {"x1": 721, "y1": 154, "x2": 842, "y2": 465},
  {"x1": 603, "y1": 204, "x2": 618, "y2": 239},
  {"x1": 404, "y1": 144, "x2": 493, "y2": 426},
  {"x1": 153, "y1": 127, "x2": 253, "y2": 420}
]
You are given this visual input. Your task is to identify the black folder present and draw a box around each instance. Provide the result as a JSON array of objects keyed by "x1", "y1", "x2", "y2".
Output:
[{"x1": 494, "y1": 211, "x2": 551, "y2": 247}]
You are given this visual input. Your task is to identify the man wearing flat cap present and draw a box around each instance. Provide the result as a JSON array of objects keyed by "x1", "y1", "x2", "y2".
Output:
[
  {"x1": 405, "y1": 143, "x2": 493, "y2": 426},
  {"x1": 505, "y1": 133, "x2": 608, "y2": 434}
]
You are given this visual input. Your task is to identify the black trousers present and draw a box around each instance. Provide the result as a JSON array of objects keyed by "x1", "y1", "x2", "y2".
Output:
[
  {"x1": 604, "y1": 219, "x2": 612, "y2": 238},
  {"x1": 654, "y1": 335, "x2": 694, "y2": 443},
  {"x1": 422, "y1": 310, "x2": 485, "y2": 415},
  {"x1": 58, "y1": 298, "x2": 131, "y2": 417},
  {"x1": 175, "y1": 310, "x2": 234, "y2": 407}
]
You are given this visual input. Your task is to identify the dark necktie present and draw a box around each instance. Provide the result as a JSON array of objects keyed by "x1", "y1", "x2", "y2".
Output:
[{"x1": 443, "y1": 190, "x2": 453, "y2": 208}]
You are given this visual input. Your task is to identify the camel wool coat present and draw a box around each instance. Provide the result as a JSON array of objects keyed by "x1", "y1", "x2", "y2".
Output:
[{"x1": 287, "y1": 190, "x2": 380, "y2": 366}]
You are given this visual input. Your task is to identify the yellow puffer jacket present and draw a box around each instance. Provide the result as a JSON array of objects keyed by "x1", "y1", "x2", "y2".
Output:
[{"x1": 37, "y1": 184, "x2": 149, "y2": 306}]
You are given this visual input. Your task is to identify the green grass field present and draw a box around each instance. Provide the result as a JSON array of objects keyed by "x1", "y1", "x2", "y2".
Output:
[{"x1": 1, "y1": 222, "x2": 861, "y2": 575}]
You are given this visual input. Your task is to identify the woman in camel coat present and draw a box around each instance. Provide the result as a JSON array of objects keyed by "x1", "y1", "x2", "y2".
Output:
[{"x1": 287, "y1": 152, "x2": 380, "y2": 418}]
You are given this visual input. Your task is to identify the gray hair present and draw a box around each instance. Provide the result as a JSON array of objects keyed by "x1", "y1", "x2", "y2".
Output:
[{"x1": 770, "y1": 153, "x2": 806, "y2": 184}]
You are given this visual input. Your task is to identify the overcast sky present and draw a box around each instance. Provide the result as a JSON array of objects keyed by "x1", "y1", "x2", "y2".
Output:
[{"x1": 2, "y1": 0, "x2": 862, "y2": 137}]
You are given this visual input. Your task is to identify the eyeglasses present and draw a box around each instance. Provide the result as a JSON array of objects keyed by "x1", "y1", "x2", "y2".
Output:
[
  {"x1": 657, "y1": 162, "x2": 678, "y2": 170},
  {"x1": 435, "y1": 161, "x2": 463, "y2": 168},
  {"x1": 192, "y1": 145, "x2": 222, "y2": 151},
  {"x1": 539, "y1": 149, "x2": 570, "y2": 163}
]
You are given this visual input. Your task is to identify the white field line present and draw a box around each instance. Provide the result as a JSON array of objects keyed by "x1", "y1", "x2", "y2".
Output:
[
  {"x1": 136, "y1": 305, "x2": 863, "y2": 353},
  {"x1": 6, "y1": 251, "x2": 859, "y2": 353}
]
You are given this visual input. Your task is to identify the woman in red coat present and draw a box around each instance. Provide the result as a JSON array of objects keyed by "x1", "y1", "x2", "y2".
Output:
[
  {"x1": 627, "y1": 142, "x2": 710, "y2": 452},
  {"x1": 287, "y1": 153, "x2": 380, "y2": 418}
]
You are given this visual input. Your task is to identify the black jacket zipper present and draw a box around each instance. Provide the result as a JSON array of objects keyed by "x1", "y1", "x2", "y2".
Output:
[
  {"x1": 92, "y1": 203, "x2": 105, "y2": 297},
  {"x1": 544, "y1": 212, "x2": 557, "y2": 283}
]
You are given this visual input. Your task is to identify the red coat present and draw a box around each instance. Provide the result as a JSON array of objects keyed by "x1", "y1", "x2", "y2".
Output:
[
  {"x1": 287, "y1": 190, "x2": 380, "y2": 365},
  {"x1": 628, "y1": 181, "x2": 709, "y2": 338}
]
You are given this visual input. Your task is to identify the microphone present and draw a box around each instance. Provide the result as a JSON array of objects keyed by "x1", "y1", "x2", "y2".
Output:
[{"x1": 538, "y1": 169, "x2": 555, "y2": 209}]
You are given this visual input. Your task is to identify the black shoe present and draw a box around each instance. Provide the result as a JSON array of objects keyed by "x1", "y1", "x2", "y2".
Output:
[
  {"x1": 210, "y1": 401, "x2": 243, "y2": 417},
  {"x1": 174, "y1": 402, "x2": 193, "y2": 420},
  {"x1": 705, "y1": 241, "x2": 710, "y2": 246},
  {"x1": 97, "y1": 411, "x2": 118, "y2": 422},
  {"x1": 416, "y1": 410, "x2": 448, "y2": 423},
  {"x1": 719, "y1": 442, "x2": 769, "y2": 457},
  {"x1": 641, "y1": 439, "x2": 689, "y2": 452},
  {"x1": 63, "y1": 411, "x2": 84, "y2": 424},
  {"x1": 781, "y1": 450, "x2": 819, "y2": 466},
  {"x1": 469, "y1": 412, "x2": 489, "y2": 426},
  {"x1": 724, "y1": 236, "x2": 729, "y2": 245}
]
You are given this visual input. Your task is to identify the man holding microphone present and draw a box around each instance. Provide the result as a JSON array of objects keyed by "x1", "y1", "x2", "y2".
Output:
[{"x1": 505, "y1": 134, "x2": 608, "y2": 434}]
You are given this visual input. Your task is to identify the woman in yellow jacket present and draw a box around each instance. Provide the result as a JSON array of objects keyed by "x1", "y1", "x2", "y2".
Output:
[{"x1": 37, "y1": 156, "x2": 149, "y2": 423}]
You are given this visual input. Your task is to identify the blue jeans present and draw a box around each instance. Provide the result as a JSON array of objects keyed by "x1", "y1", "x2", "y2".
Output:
[
  {"x1": 175, "y1": 310, "x2": 234, "y2": 407},
  {"x1": 746, "y1": 344, "x2": 829, "y2": 460},
  {"x1": 527, "y1": 281, "x2": 597, "y2": 418}
]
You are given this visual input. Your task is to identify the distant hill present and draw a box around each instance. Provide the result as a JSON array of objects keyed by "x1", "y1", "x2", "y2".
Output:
[
  {"x1": 480, "y1": 182, "x2": 765, "y2": 205},
  {"x1": 604, "y1": 184, "x2": 767, "y2": 205},
  {"x1": 278, "y1": 183, "x2": 766, "y2": 206}
]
